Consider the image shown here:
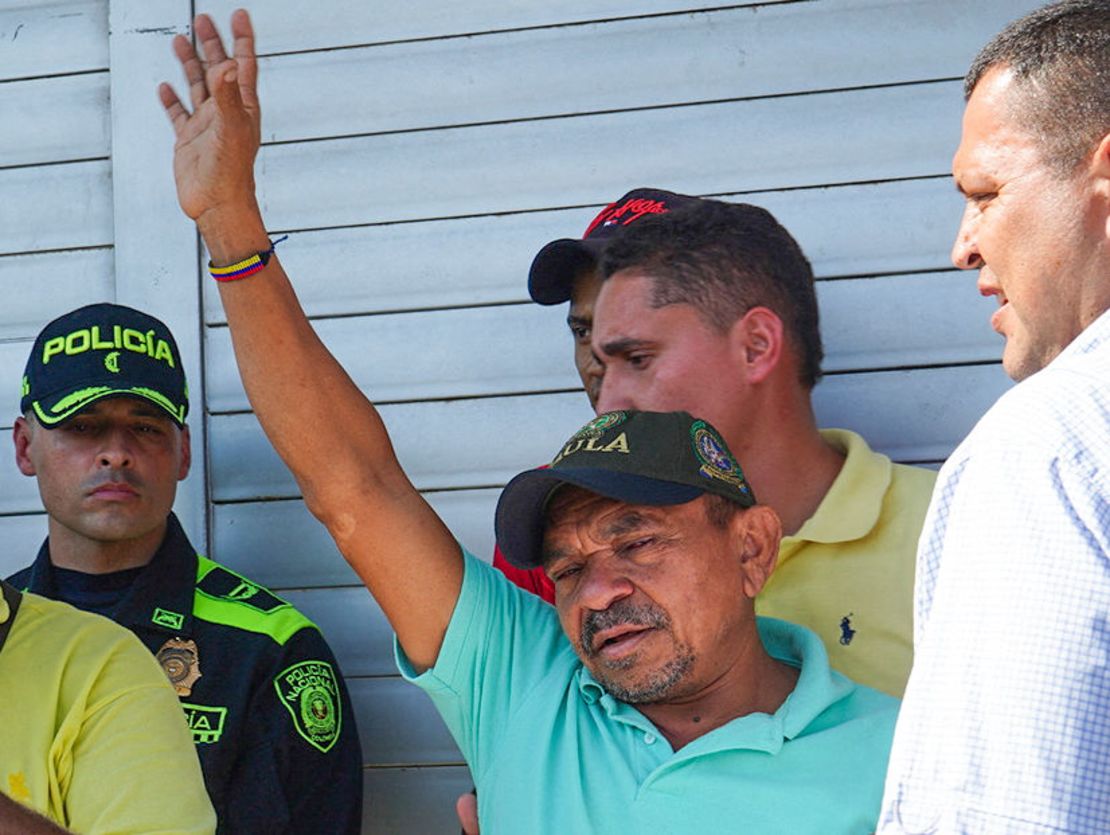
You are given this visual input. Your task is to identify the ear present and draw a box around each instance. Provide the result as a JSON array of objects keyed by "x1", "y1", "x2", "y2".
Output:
[
  {"x1": 730, "y1": 504, "x2": 782, "y2": 599},
  {"x1": 177, "y1": 425, "x2": 192, "y2": 481},
  {"x1": 729, "y1": 307, "x2": 784, "y2": 385},
  {"x1": 13, "y1": 417, "x2": 37, "y2": 477},
  {"x1": 1092, "y1": 132, "x2": 1110, "y2": 203}
]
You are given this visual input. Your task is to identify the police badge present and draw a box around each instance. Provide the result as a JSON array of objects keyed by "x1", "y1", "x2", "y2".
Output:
[{"x1": 156, "y1": 637, "x2": 202, "y2": 696}]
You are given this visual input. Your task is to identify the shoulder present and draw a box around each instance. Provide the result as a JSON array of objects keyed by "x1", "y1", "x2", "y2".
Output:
[
  {"x1": 13, "y1": 592, "x2": 172, "y2": 691},
  {"x1": 192, "y1": 555, "x2": 318, "y2": 647},
  {"x1": 956, "y1": 359, "x2": 1110, "y2": 473}
]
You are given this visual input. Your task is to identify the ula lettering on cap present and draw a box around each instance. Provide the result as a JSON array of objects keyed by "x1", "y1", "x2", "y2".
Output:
[
  {"x1": 41, "y1": 326, "x2": 175, "y2": 369},
  {"x1": 552, "y1": 431, "x2": 630, "y2": 465}
]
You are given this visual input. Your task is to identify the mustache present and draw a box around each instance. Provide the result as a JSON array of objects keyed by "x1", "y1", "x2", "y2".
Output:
[
  {"x1": 580, "y1": 598, "x2": 669, "y2": 658},
  {"x1": 83, "y1": 469, "x2": 143, "y2": 492}
]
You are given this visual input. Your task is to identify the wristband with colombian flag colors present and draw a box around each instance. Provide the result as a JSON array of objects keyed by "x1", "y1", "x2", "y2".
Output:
[{"x1": 209, "y1": 235, "x2": 288, "y2": 282}]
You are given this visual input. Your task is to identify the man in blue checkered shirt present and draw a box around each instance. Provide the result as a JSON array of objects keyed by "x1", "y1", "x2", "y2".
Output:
[{"x1": 879, "y1": 2, "x2": 1110, "y2": 832}]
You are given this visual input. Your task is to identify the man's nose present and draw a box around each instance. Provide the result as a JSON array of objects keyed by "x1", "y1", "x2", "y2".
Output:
[
  {"x1": 595, "y1": 371, "x2": 632, "y2": 415},
  {"x1": 97, "y1": 428, "x2": 134, "y2": 468},
  {"x1": 575, "y1": 558, "x2": 634, "y2": 614},
  {"x1": 951, "y1": 207, "x2": 984, "y2": 270}
]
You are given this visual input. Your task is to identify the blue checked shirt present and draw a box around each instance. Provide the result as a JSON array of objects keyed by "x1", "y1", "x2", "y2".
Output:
[{"x1": 879, "y1": 309, "x2": 1110, "y2": 834}]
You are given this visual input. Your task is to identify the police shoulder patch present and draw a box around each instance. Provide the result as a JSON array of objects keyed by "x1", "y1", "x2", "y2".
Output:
[{"x1": 274, "y1": 659, "x2": 342, "y2": 753}]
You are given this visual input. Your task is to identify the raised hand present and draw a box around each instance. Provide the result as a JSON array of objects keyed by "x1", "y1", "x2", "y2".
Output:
[{"x1": 158, "y1": 9, "x2": 261, "y2": 227}]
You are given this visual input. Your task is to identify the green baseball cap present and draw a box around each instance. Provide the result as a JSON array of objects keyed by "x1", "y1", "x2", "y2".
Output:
[
  {"x1": 21, "y1": 303, "x2": 188, "y2": 428},
  {"x1": 495, "y1": 410, "x2": 756, "y2": 570}
]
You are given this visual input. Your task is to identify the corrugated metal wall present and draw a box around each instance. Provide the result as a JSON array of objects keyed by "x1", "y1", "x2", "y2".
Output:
[{"x1": 1, "y1": 1, "x2": 1041, "y2": 831}]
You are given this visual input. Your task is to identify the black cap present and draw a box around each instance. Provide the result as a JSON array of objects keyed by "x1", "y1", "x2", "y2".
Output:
[
  {"x1": 21, "y1": 303, "x2": 189, "y2": 428},
  {"x1": 528, "y1": 188, "x2": 702, "y2": 305},
  {"x1": 495, "y1": 410, "x2": 755, "y2": 569}
]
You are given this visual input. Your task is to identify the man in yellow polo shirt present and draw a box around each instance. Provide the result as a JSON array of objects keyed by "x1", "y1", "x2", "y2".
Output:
[
  {"x1": 0, "y1": 580, "x2": 215, "y2": 834},
  {"x1": 511, "y1": 196, "x2": 935, "y2": 698}
]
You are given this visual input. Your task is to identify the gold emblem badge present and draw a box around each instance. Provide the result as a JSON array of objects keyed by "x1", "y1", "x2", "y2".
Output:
[{"x1": 156, "y1": 637, "x2": 201, "y2": 696}]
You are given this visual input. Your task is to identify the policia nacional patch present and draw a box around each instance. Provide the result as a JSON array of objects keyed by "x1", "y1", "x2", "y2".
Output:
[{"x1": 274, "y1": 659, "x2": 342, "y2": 753}]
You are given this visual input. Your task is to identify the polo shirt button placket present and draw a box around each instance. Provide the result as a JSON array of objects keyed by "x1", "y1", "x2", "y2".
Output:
[{"x1": 643, "y1": 732, "x2": 656, "y2": 745}]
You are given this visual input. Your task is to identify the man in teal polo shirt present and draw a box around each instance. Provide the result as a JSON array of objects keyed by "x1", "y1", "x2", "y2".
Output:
[
  {"x1": 399, "y1": 412, "x2": 898, "y2": 833},
  {"x1": 159, "y1": 12, "x2": 898, "y2": 831}
]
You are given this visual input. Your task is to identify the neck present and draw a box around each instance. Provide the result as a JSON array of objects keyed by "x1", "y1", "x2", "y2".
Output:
[
  {"x1": 637, "y1": 630, "x2": 800, "y2": 751},
  {"x1": 722, "y1": 389, "x2": 843, "y2": 536},
  {"x1": 46, "y1": 519, "x2": 167, "y2": 574}
]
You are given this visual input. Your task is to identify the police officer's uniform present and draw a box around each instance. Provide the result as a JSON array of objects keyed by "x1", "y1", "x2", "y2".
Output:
[{"x1": 9, "y1": 513, "x2": 364, "y2": 834}]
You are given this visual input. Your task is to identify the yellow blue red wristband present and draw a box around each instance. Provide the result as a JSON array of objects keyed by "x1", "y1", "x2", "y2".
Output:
[{"x1": 209, "y1": 235, "x2": 289, "y2": 282}]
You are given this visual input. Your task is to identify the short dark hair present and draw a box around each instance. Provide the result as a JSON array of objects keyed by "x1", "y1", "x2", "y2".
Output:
[
  {"x1": 599, "y1": 199, "x2": 823, "y2": 389},
  {"x1": 703, "y1": 493, "x2": 746, "y2": 530},
  {"x1": 966, "y1": 0, "x2": 1110, "y2": 175}
]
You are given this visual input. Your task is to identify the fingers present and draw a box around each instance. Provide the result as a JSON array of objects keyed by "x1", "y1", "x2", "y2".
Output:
[
  {"x1": 157, "y1": 82, "x2": 190, "y2": 135},
  {"x1": 172, "y1": 33, "x2": 208, "y2": 113},
  {"x1": 194, "y1": 13, "x2": 229, "y2": 67},
  {"x1": 230, "y1": 9, "x2": 259, "y2": 111}
]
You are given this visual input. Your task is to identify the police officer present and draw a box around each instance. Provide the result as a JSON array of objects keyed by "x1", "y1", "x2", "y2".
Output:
[{"x1": 7, "y1": 303, "x2": 363, "y2": 834}]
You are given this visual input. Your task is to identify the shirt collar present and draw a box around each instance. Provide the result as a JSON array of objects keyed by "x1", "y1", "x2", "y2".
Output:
[
  {"x1": 786, "y1": 428, "x2": 891, "y2": 546},
  {"x1": 1053, "y1": 305, "x2": 1110, "y2": 363},
  {"x1": 574, "y1": 617, "x2": 854, "y2": 754},
  {"x1": 28, "y1": 513, "x2": 198, "y2": 636}
]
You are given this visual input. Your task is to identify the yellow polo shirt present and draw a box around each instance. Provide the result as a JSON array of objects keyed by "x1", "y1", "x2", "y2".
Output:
[
  {"x1": 756, "y1": 429, "x2": 935, "y2": 697},
  {"x1": 0, "y1": 587, "x2": 216, "y2": 834}
]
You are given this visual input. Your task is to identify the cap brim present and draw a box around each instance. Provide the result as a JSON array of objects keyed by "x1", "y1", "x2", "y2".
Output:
[
  {"x1": 495, "y1": 466, "x2": 703, "y2": 570},
  {"x1": 30, "y1": 385, "x2": 188, "y2": 428},
  {"x1": 527, "y1": 238, "x2": 607, "y2": 305}
]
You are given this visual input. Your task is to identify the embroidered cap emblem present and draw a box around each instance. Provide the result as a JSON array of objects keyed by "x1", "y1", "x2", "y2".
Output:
[
  {"x1": 274, "y1": 660, "x2": 341, "y2": 753},
  {"x1": 690, "y1": 421, "x2": 749, "y2": 492},
  {"x1": 104, "y1": 351, "x2": 121, "y2": 374},
  {"x1": 157, "y1": 637, "x2": 202, "y2": 696}
]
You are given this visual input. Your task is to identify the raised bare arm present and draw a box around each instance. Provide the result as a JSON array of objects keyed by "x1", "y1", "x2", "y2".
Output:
[{"x1": 158, "y1": 9, "x2": 461, "y2": 671}]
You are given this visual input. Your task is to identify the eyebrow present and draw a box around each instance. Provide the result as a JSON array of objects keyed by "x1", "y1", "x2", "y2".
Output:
[
  {"x1": 596, "y1": 336, "x2": 652, "y2": 357},
  {"x1": 567, "y1": 314, "x2": 591, "y2": 329},
  {"x1": 599, "y1": 510, "x2": 652, "y2": 539}
]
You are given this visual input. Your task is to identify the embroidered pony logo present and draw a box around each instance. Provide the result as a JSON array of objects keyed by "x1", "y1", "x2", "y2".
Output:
[{"x1": 839, "y1": 614, "x2": 857, "y2": 646}]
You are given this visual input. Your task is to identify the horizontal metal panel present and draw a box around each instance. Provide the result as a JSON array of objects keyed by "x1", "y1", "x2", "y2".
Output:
[
  {"x1": 349, "y1": 677, "x2": 461, "y2": 766},
  {"x1": 0, "y1": 73, "x2": 109, "y2": 167},
  {"x1": 211, "y1": 489, "x2": 499, "y2": 590},
  {"x1": 0, "y1": 463, "x2": 46, "y2": 516},
  {"x1": 209, "y1": 394, "x2": 595, "y2": 502},
  {"x1": 0, "y1": 513, "x2": 47, "y2": 579},
  {"x1": 252, "y1": 81, "x2": 963, "y2": 231},
  {"x1": 281, "y1": 587, "x2": 393, "y2": 679},
  {"x1": 0, "y1": 160, "x2": 113, "y2": 255},
  {"x1": 0, "y1": 1, "x2": 107, "y2": 81},
  {"x1": 197, "y1": 0, "x2": 773, "y2": 53},
  {"x1": 204, "y1": 177, "x2": 967, "y2": 322},
  {"x1": 0, "y1": 249, "x2": 113, "y2": 342},
  {"x1": 208, "y1": 364, "x2": 1007, "y2": 503},
  {"x1": 813, "y1": 363, "x2": 1012, "y2": 463},
  {"x1": 253, "y1": 0, "x2": 1039, "y2": 144},
  {"x1": 362, "y1": 764, "x2": 472, "y2": 835},
  {"x1": 204, "y1": 271, "x2": 998, "y2": 412},
  {"x1": 818, "y1": 271, "x2": 999, "y2": 371}
]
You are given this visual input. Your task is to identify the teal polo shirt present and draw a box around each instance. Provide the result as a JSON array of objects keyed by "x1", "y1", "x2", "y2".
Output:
[{"x1": 397, "y1": 550, "x2": 899, "y2": 834}]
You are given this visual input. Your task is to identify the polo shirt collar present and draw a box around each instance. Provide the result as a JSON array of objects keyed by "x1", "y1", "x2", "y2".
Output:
[
  {"x1": 574, "y1": 617, "x2": 853, "y2": 756},
  {"x1": 787, "y1": 428, "x2": 892, "y2": 546},
  {"x1": 27, "y1": 512, "x2": 198, "y2": 637}
]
